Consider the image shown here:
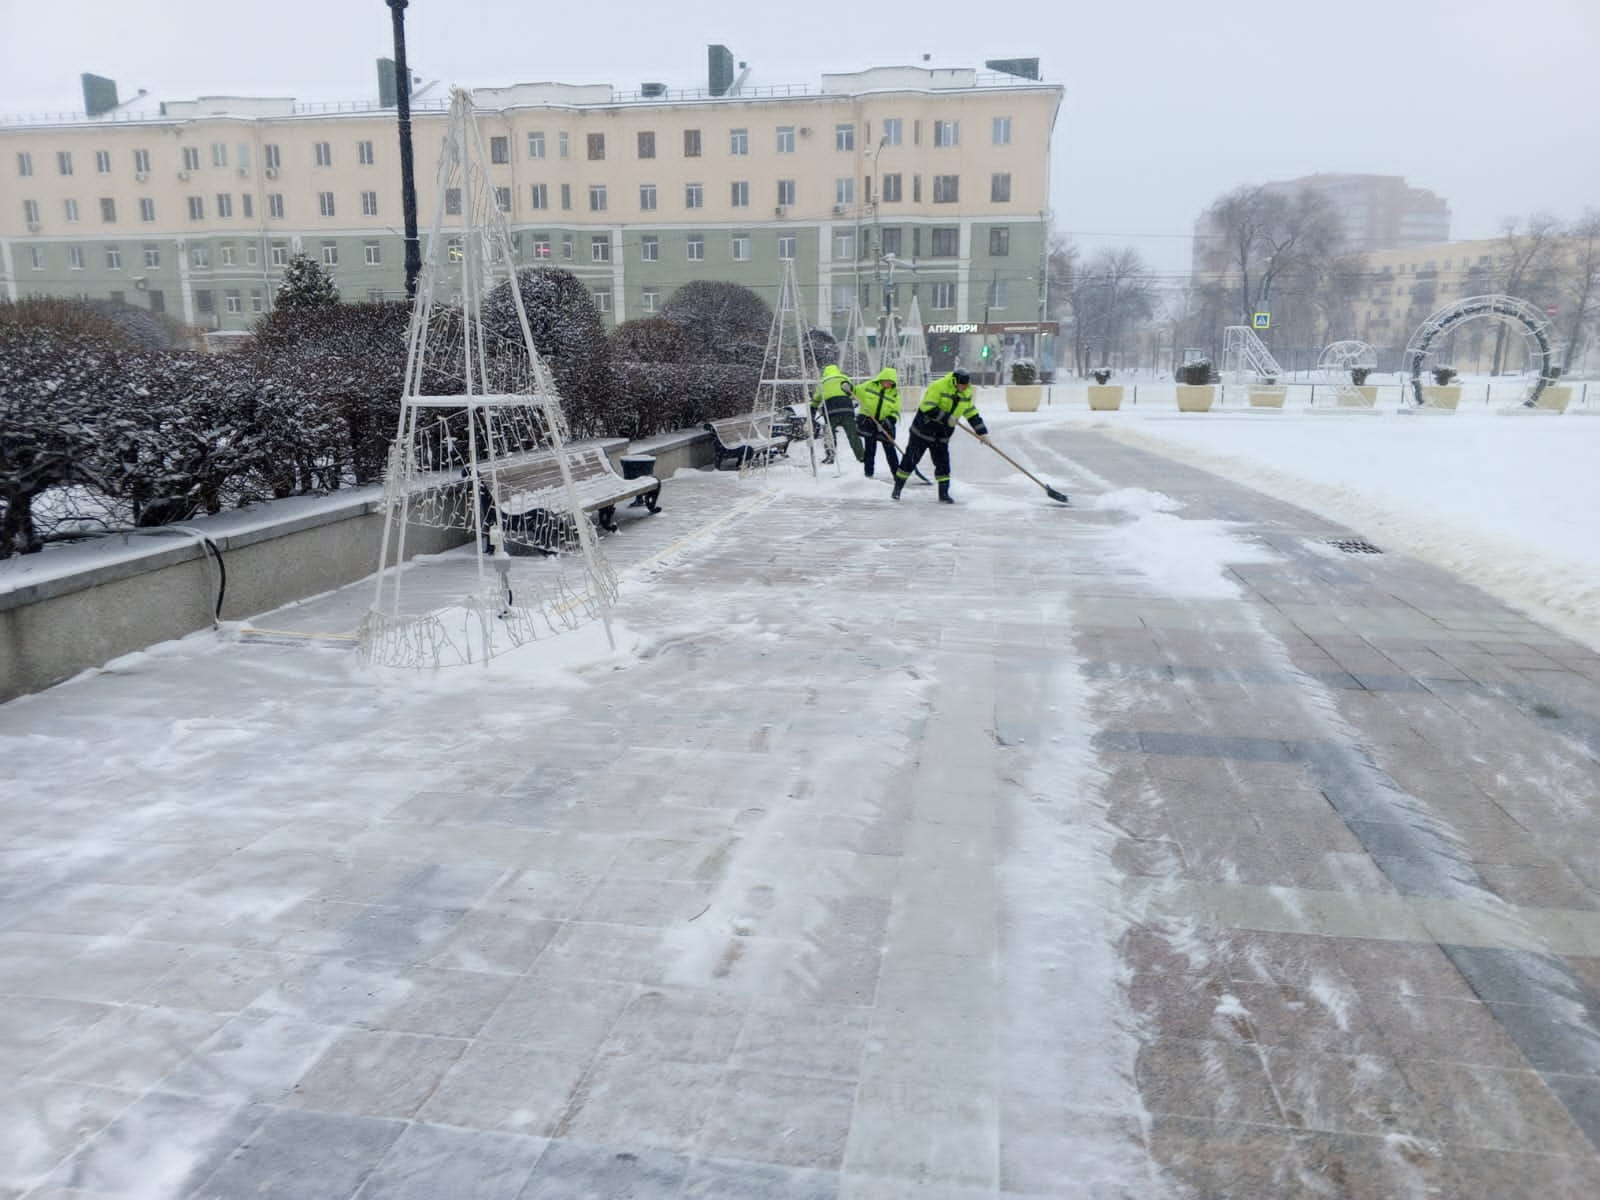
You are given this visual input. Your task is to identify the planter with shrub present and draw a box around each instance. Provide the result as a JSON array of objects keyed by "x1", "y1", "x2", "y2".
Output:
[
  {"x1": 1248, "y1": 374, "x2": 1287, "y2": 408},
  {"x1": 1422, "y1": 365, "x2": 1461, "y2": 410},
  {"x1": 1350, "y1": 366, "x2": 1380, "y2": 405},
  {"x1": 1087, "y1": 367, "x2": 1122, "y2": 411},
  {"x1": 1005, "y1": 359, "x2": 1043, "y2": 411},
  {"x1": 1175, "y1": 359, "x2": 1215, "y2": 412}
]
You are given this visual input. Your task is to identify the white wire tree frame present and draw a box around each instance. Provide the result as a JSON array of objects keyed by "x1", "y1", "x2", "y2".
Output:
[
  {"x1": 898, "y1": 293, "x2": 932, "y2": 387},
  {"x1": 838, "y1": 296, "x2": 875, "y2": 379},
  {"x1": 358, "y1": 88, "x2": 616, "y2": 669},
  {"x1": 751, "y1": 257, "x2": 825, "y2": 477}
]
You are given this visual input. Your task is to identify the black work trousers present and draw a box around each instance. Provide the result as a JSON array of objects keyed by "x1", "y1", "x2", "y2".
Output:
[
  {"x1": 856, "y1": 414, "x2": 900, "y2": 475},
  {"x1": 896, "y1": 430, "x2": 951, "y2": 482}
]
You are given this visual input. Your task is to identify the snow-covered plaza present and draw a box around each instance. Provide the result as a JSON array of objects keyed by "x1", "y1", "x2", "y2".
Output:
[{"x1": 4, "y1": 396, "x2": 1600, "y2": 1197}]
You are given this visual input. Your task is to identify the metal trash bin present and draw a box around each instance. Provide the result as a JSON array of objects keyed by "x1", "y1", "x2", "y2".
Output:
[{"x1": 619, "y1": 454, "x2": 656, "y2": 480}]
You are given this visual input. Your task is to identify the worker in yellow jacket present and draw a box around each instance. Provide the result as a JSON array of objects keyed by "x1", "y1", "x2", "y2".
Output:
[
  {"x1": 811, "y1": 364, "x2": 864, "y2": 464},
  {"x1": 892, "y1": 369, "x2": 988, "y2": 503},
  {"x1": 852, "y1": 366, "x2": 902, "y2": 478}
]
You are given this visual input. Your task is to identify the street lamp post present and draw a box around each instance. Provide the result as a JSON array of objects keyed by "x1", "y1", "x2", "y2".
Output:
[{"x1": 386, "y1": 0, "x2": 421, "y2": 300}]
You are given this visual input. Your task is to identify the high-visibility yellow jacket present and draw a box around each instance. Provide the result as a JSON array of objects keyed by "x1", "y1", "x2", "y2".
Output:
[
  {"x1": 855, "y1": 367, "x2": 901, "y2": 422},
  {"x1": 811, "y1": 364, "x2": 855, "y2": 418},
  {"x1": 911, "y1": 373, "x2": 987, "y2": 441}
]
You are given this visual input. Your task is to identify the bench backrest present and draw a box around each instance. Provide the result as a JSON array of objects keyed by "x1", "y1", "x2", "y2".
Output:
[
  {"x1": 474, "y1": 445, "x2": 621, "y2": 501},
  {"x1": 707, "y1": 413, "x2": 775, "y2": 444}
]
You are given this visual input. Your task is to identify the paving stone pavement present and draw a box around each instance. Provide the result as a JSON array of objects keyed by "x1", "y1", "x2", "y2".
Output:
[{"x1": 2, "y1": 424, "x2": 1599, "y2": 1198}]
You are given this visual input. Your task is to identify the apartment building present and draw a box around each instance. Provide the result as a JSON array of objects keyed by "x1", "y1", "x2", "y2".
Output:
[{"x1": 0, "y1": 62, "x2": 1062, "y2": 365}]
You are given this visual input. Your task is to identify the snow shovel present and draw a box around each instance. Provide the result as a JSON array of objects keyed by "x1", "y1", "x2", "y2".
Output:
[
  {"x1": 863, "y1": 414, "x2": 932, "y2": 484},
  {"x1": 959, "y1": 425, "x2": 1070, "y2": 505}
]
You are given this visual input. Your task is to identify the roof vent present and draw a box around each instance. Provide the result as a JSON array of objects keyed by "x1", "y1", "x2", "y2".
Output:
[{"x1": 82, "y1": 72, "x2": 118, "y2": 117}]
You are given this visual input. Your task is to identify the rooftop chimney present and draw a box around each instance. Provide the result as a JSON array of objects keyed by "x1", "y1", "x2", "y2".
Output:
[{"x1": 81, "y1": 73, "x2": 118, "y2": 116}]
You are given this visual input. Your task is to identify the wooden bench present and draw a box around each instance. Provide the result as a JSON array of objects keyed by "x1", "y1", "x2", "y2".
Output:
[
  {"x1": 703, "y1": 412, "x2": 790, "y2": 469},
  {"x1": 470, "y1": 444, "x2": 661, "y2": 553}
]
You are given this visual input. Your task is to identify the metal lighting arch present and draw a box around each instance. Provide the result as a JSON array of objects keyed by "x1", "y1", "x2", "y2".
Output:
[{"x1": 1401, "y1": 295, "x2": 1557, "y2": 406}]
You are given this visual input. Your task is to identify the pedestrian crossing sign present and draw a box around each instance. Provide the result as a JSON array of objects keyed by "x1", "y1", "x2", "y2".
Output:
[{"x1": 1253, "y1": 312, "x2": 1271, "y2": 330}]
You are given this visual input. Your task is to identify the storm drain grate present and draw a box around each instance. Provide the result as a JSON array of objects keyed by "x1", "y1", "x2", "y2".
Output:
[{"x1": 1325, "y1": 537, "x2": 1383, "y2": 555}]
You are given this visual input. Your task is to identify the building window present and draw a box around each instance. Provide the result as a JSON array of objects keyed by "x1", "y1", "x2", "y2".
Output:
[
  {"x1": 882, "y1": 228, "x2": 902, "y2": 257},
  {"x1": 882, "y1": 117, "x2": 903, "y2": 146},
  {"x1": 993, "y1": 116, "x2": 1012, "y2": 145},
  {"x1": 318, "y1": 192, "x2": 335, "y2": 217},
  {"x1": 932, "y1": 227, "x2": 958, "y2": 257},
  {"x1": 95, "y1": 149, "x2": 111, "y2": 173},
  {"x1": 559, "y1": 132, "x2": 569, "y2": 159},
  {"x1": 58, "y1": 150, "x2": 74, "y2": 175},
  {"x1": 242, "y1": 193, "x2": 253, "y2": 218},
  {"x1": 192, "y1": 246, "x2": 208, "y2": 268},
  {"x1": 835, "y1": 178, "x2": 854, "y2": 206},
  {"x1": 934, "y1": 120, "x2": 959, "y2": 147},
  {"x1": 365, "y1": 241, "x2": 381, "y2": 265},
  {"x1": 264, "y1": 144, "x2": 281, "y2": 170},
  {"x1": 560, "y1": 183, "x2": 571, "y2": 210},
  {"x1": 63, "y1": 198, "x2": 79, "y2": 222},
  {"x1": 314, "y1": 141, "x2": 332, "y2": 167},
  {"x1": 322, "y1": 242, "x2": 338, "y2": 266},
  {"x1": 933, "y1": 175, "x2": 959, "y2": 203},
  {"x1": 639, "y1": 183, "x2": 657, "y2": 211},
  {"x1": 195, "y1": 289, "x2": 213, "y2": 314},
  {"x1": 561, "y1": 235, "x2": 574, "y2": 260},
  {"x1": 729, "y1": 128, "x2": 748, "y2": 155},
  {"x1": 225, "y1": 290, "x2": 243, "y2": 314},
  {"x1": 187, "y1": 196, "x2": 204, "y2": 220},
  {"x1": 23, "y1": 198, "x2": 39, "y2": 225},
  {"x1": 100, "y1": 197, "x2": 116, "y2": 222},
  {"x1": 523, "y1": 183, "x2": 544, "y2": 210},
  {"x1": 731, "y1": 180, "x2": 749, "y2": 208},
  {"x1": 637, "y1": 130, "x2": 655, "y2": 159},
  {"x1": 986, "y1": 279, "x2": 1007, "y2": 309},
  {"x1": 913, "y1": 174, "x2": 922, "y2": 202},
  {"x1": 211, "y1": 143, "x2": 227, "y2": 167},
  {"x1": 443, "y1": 187, "x2": 462, "y2": 214},
  {"x1": 589, "y1": 184, "x2": 607, "y2": 212},
  {"x1": 361, "y1": 190, "x2": 378, "y2": 216},
  {"x1": 179, "y1": 146, "x2": 199, "y2": 172},
  {"x1": 348, "y1": 140, "x2": 371, "y2": 168},
  {"x1": 490, "y1": 136, "x2": 509, "y2": 164},
  {"x1": 532, "y1": 237, "x2": 551, "y2": 258},
  {"x1": 881, "y1": 173, "x2": 902, "y2": 203},
  {"x1": 989, "y1": 227, "x2": 1010, "y2": 256},
  {"x1": 495, "y1": 186, "x2": 511, "y2": 212},
  {"x1": 270, "y1": 243, "x2": 288, "y2": 266},
  {"x1": 732, "y1": 235, "x2": 751, "y2": 261},
  {"x1": 683, "y1": 129, "x2": 701, "y2": 157},
  {"x1": 835, "y1": 230, "x2": 855, "y2": 260},
  {"x1": 587, "y1": 133, "x2": 605, "y2": 161},
  {"x1": 246, "y1": 244, "x2": 257, "y2": 265},
  {"x1": 991, "y1": 173, "x2": 1011, "y2": 203},
  {"x1": 777, "y1": 179, "x2": 796, "y2": 207},
  {"x1": 106, "y1": 246, "x2": 122, "y2": 269},
  {"x1": 29, "y1": 246, "x2": 44, "y2": 270},
  {"x1": 220, "y1": 244, "x2": 235, "y2": 266},
  {"x1": 932, "y1": 281, "x2": 955, "y2": 309},
  {"x1": 268, "y1": 193, "x2": 284, "y2": 219},
  {"x1": 216, "y1": 194, "x2": 233, "y2": 218},
  {"x1": 17, "y1": 151, "x2": 32, "y2": 176},
  {"x1": 592, "y1": 235, "x2": 610, "y2": 262},
  {"x1": 687, "y1": 234, "x2": 704, "y2": 261},
  {"x1": 778, "y1": 235, "x2": 796, "y2": 260},
  {"x1": 527, "y1": 131, "x2": 545, "y2": 158},
  {"x1": 641, "y1": 287, "x2": 660, "y2": 313},
  {"x1": 640, "y1": 235, "x2": 658, "y2": 261},
  {"x1": 777, "y1": 126, "x2": 795, "y2": 154},
  {"x1": 593, "y1": 288, "x2": 612, "y2": 313},
  {"x1": 133, "y1": 148, "x2": 150, "y2": 174},
  {"x1": 835, "y1": 124, "x2": 855, "y2": 151},
  {"x1": 251, "y1": 290, "x2": 264, "y2": 313},
  {"x1": 831, "y1": 283, "x2": 852, "y2": 313},
  {"x1": 446, "y1": 238, "x2": 463, "y2": 262},
  {"x1": 685, "y1": 182, "x2": 703, "y2": 209},
  {"x1": 143, "y1": 245, "x2": 160, "y2": 268}
]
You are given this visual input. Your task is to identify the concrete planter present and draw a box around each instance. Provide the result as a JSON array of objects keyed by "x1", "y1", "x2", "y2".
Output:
[
  {"x1": 1422, "y1": 385, "x2": 1462, "y2": 410},
  {"x1": 1355, "y1": 385, "x2": 1381, "y2": 406},
  {"x1": 1536, "y1": 385, "x2": 1572, "y2": 412},
  {"x1": 1087, "y1": 385, "x2": 1124, "y2": 411},
  {"x1": 1248, "y1": 386, "x2": 1287, "y2": 408},
  {"x1": 1005, "y1": 385, "x2": 1043, "y2": 412},
  {"x1": 1176, "y1": 385, "x2": 1216, "y2": 412}
]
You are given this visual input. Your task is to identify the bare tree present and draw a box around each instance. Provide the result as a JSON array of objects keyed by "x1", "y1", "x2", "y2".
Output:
[
  {"x1": 1489, "y1": 213, "x2": 1563, "y2": 374},
  {"x1": 1558, "y1": 210, "x2": 1600, "y2": 372},
  {"x1": 1207, "y1": 185, "x2": 1345, "y2": 328},
  {"x1": 1067, "y1": 248, "x2": 1158, "y2": 374}
]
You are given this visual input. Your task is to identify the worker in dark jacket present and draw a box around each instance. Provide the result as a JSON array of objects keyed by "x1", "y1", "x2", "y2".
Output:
[
  {"x1": 811, "y1": 363, "x2": 864, "y2": 464},
  {"x1": 853, "y1": 366, "x2": 902, "y2": 478},
  {"x1": 892, "y1": 368, "x2": 987, "y2": 503}
]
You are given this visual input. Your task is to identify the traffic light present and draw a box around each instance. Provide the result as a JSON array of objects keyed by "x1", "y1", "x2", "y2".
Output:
[{"x1": 979, "y1": 344, "x2": 992, "y2": 360}]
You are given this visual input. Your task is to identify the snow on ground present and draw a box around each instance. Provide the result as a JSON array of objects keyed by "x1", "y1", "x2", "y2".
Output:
[{"x1": 979, "y1": 386, "x2": 1600, "y2": 651}]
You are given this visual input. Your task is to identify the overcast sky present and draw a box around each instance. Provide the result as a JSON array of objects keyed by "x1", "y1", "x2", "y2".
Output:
[{"x1": 3, "y1": 0, "x2": 1595, "y2": 277}]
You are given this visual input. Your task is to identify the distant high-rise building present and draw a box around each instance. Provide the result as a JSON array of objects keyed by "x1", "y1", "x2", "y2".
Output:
[{"x1": 1192, "y1": 173, "x2": 1451, "y2": 276}]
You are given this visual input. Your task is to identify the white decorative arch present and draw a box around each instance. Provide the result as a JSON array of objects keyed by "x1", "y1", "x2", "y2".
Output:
[{"x1": 1401, "y1": 295, "x2": 1558, "y2": 406}]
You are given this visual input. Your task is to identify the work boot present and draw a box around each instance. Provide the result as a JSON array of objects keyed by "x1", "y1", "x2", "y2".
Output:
[
  {"x1": 863, "y1": 464, "x2": 874, "y2": 478},
  {"x1": 891, "y1": 478, "x2": 904, "y2": 500},
  {"x1": 938, "y1": 481, "x2": 954, "y2": 504}
]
